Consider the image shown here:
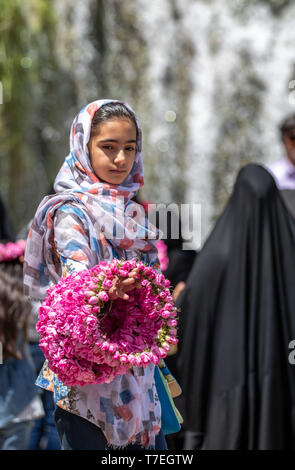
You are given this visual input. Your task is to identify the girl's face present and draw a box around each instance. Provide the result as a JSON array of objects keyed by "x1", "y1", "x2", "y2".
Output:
[{"x1": 87, "y1": 118, "x2": 137, "y2": 185}]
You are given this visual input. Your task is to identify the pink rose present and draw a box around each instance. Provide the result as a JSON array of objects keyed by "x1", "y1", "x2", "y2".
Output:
[
  {"x1": 169, "y1": 327, "x2": 177, "y2": 336},
  {"x1": 166, "y1": 336, "x2": 178, "y2": 345},
  {"x1": 161, "y1": 310, "x2": 171, "y2": 319},
  {"x1": 119, "y1": 269, "x2": 129, "y2": 278},
  {"x1": 84, "y1": 290, "x2": 96, "y2": 298},
  {"x1": 103, "y1": 279, "x2": 113, "y2": 290},
  {"x1": 120, "y1": 354, "x2": 128, "y2": 363},
  {"x1": 158, "y1": 347, "x2": 167, "y2": 358},
  {"x1": 98, "y1": 291, "x2": 109, "y2": 302},
  {"x1": 89, "y1": 296, "x2": 99, "y2": 305}
]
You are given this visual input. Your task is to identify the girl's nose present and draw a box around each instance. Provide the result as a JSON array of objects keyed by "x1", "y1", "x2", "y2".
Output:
[{"x1": 114, "y1": 149, "x2": 126, "y2": 164}]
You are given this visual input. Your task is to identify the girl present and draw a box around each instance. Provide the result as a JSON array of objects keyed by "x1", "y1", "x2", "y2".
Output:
[
  {"x1": 0, "y1": 241, "x2": 44, "y2": 450},
  {"x1": 23, "y1": 99, "x2": 169, "y2": 450}
]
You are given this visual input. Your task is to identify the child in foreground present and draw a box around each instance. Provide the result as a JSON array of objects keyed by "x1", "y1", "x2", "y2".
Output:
[{"x1": 24, "y1": 99, "x2": 170, "y2": 450}]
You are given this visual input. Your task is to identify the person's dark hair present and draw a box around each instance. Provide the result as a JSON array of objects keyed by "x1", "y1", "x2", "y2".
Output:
[
  {"x1": 90, "y1": 102, "x2": 138, "y2": 141},
  {"x1": 0, "y1": 195, "x2": 15, "y2": 242},
  {"x1": 0, "y1": 259, "x2": 31, "y2": 361},
  {"x1": 280, "y1": 113, "x2": 295, "y2": 138}
]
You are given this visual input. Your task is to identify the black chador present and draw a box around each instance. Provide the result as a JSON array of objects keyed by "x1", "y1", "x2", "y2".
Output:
[{"x1": 176, "y1": 164, "x2": 295, "y2": 450}]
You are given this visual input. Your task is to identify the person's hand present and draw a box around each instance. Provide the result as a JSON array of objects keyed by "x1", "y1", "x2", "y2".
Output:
[
  {"x1": 108, "y1": 267, "x2": 142, "y2": 301},
  {"x1": 172, "y1": 281, "x2": 186, "y2": 301}
]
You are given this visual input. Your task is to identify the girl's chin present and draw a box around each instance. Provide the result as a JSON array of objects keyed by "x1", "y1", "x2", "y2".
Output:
[{"x1": 97, "y1": 173, "x2": 127, "y2": 185}]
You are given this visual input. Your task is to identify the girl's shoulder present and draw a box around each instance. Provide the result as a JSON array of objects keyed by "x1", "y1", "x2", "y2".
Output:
[
  {"x1": 53, "y1": 201, "x2": 95, "y2": 266},
  {"x1": 55, "y1": 201, "x2": 88, "y2": 223},
  {"x1": 54, "y1": 201, "x2": 91, "y2": 236}
]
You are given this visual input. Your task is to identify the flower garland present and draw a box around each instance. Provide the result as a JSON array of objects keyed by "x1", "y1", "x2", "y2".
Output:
[
  {"x1": 37, "y1": 258, "x2": 179, "y2": 386},
  {"x1": 0, "y1": 240, "x2": 26, "y2": 263}
]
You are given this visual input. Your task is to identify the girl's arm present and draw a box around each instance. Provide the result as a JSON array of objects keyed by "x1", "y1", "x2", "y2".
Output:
[
  {"x1": 53, "y1": 204, "x2": 95, "y2": 274},
  {"x1": 53, "y1": 205, "x2": 141, "y2": 296}
]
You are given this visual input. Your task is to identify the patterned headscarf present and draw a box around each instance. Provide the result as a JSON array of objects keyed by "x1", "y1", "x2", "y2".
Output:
[{"x1": 24, "y1": 99, "x2": 162, "y2": 300}]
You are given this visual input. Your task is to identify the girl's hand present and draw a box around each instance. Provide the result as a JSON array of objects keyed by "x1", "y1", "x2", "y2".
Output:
[{"x1": 108, "y1": 268, "x2": 142, "y2": 301}]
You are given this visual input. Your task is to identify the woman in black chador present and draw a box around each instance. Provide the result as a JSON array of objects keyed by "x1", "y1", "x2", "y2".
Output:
[{"x1": 176, "y1": 163, "x2": 295, "y2": 450}]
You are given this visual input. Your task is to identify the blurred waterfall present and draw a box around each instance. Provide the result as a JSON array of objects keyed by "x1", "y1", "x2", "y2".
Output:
[
  {"x1": 61, "y1": 0, "x2": 294, "y2": 246},
  {"x1": 4, "y1": 0, "x2": 295, "y2": 243},
  {"x1": 133, "y1": 0, "x2": 295, "y2": 245}
]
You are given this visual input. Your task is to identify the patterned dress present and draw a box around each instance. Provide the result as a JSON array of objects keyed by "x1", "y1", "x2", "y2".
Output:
[{"x1": 35, "y1": 205, "x2": 162, "y2": 448}]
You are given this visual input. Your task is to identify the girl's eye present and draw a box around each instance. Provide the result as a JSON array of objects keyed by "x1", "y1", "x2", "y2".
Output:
[
  {"x1": 102, "y1": 145, "x2": 113, "y2": 150},
  {"x1": 126, "y1": 146, "x2": 135, "y2": 152}
]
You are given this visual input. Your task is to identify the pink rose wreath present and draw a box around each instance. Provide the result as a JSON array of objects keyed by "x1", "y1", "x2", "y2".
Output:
[{"x1": 36, "y1": 258, "x2": 179, "y2": 386}]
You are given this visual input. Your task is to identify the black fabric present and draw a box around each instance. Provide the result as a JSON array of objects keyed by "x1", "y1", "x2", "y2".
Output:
[
  {"x1": 163, "y1": 248, "x2": 197, "y2": 293},
  {"x1": 54, "y1": 406, "x2": 168, "y2": 450},
  {"x1": 157, "y1": 208, "x2": 197, "y2": 451},
  {"x1": 0, "y1": 196, "x2": 15, "y2": 242},
  {"x1": 280, "y1": 190, "x2": 295, "y2": 219},
  {"x1": 132, "y1": 194, "x2": 197, "y2": 291},
  {"x1": 160, "y1": 217, "x2": 196, "y2": 387},
  {"x1": 163, "y1": 247, "x2": 196, "y2": 384},
  {"x1": 176, "y1": 163, "x2": 295, "y2": 449}
]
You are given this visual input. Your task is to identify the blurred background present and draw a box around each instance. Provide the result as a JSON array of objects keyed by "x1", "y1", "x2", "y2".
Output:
[{"x1": 1, "y1": 0, "x2": 295, "y2": 244}]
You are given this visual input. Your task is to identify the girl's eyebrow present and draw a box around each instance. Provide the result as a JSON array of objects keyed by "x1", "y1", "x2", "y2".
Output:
[{"x1": 99, "y1": 139, "x2": 137, "y2": 143}]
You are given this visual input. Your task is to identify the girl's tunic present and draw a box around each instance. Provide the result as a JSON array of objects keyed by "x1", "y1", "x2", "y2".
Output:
[{"x1": 24, "y1": 99, "x2": 163, "y2": 449}]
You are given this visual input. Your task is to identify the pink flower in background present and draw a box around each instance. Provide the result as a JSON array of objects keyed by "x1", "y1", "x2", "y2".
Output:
[
  {"x1": 37, "y1": 258, "x2": 179, "y2": 386},
  {"x1": 156, "y1": 240, "x2": 169, "y2": 271},
  {"x1": 0, "y1": 240, "x2": 26, "y2": 262}
]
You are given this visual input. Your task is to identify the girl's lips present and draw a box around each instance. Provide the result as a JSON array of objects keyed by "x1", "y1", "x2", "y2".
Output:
[{"x1": 109, "y1": 170, "x2": 126, "y2": 173}]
